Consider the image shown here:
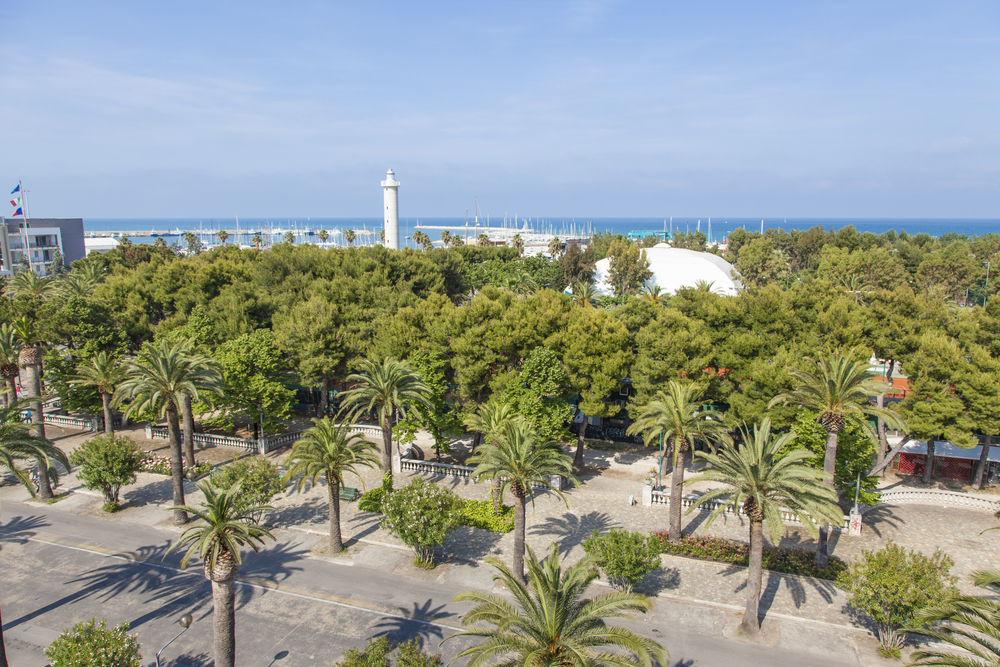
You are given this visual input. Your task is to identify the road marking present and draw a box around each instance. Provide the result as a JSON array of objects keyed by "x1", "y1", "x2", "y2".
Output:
[{"x1": 0, "y1": 528, "x2": 464, "y2": 633}]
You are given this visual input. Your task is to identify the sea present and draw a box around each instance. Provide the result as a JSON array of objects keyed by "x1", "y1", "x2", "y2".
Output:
[{"x1": 80, "y1": 217, "x2": 1000, "y2": 249}]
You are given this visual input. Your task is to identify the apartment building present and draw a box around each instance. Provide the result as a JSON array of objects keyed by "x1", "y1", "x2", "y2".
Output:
[{"x1": 0, "y1": 218, "x2": 86, "y2": 276}]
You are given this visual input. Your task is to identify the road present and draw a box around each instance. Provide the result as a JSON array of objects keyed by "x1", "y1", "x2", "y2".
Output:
[{"x1": 0, "y1": 498, "x2": 867, "y2": 667}]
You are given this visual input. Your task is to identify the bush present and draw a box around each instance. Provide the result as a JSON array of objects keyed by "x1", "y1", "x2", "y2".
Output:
[
  {"x1": 211, "y1": 455, "x2": 283, "y2": 521},
  {"x1": 334, "y1": 637, "x2": 442, "y2": 667},
  {"x1": 45, "y1": 618, "x2": 142, "y2": 667},
  {"x1": 380, "y1": 478, "x2": 462, "y2": 567},
  {"x1": 652, "y1": 531, "x2": 849, "y2": 581},
  {"x1": 837, "y1": 539, "x2": 957, "y2": 654},
  {"x1": 358, "y1": 471, "x2": 393, "y2": 513},
  {"x1": 583, "y1": 528, "x2": 662, "y2": 592},
  {"x1": 459, "y1": 499, "x2": 514, "y2": 533},
  {"x1": 69, "y1": 434, "x2": 145, "y2": 511}
]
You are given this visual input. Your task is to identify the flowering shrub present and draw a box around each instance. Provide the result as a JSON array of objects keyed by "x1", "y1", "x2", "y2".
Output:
[
  {"x1": 583, "y1": 528, "x2": 662, "y2": 592},
  {"x1": 139, "y1": 453, "x2": 212, "y2": 479},
  {"x1": 652, "y1": 531, "x2": 848, "y2": 580},
  {"x1": 380, "y1": 478, "x2": 462, "y2": 567},
  {"x1": 45, "y1": 618, "x2": 142, "y2": 667}
]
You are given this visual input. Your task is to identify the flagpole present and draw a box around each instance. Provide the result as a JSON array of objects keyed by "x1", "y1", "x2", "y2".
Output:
[{"x1": 18, "y1": 181, "x2": 30, "y2": 273}]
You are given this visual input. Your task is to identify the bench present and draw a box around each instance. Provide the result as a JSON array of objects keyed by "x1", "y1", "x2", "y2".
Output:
[{"x1": 339, "y1": 486, "x2": 359, "y2": 502}]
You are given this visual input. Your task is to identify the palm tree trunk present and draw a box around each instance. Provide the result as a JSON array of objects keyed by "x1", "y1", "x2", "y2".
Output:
[
  {"x1": 513, "y1": 489, "x2": 527, "y2": 583},
  {"x1": 101, "y1": 391, "x2": 114, "y2": 434},
  {"x1": 573, "y1": 413, "x2": 589, "y2": 469},
  {"x1": 876, "y1": 394, "x2": 888, "y2": 473},
  {"x1": 923, "y1": 439, "x2": 936, "y2": 484},
  {"x1": 739, "y1": 519, "x2": 764, "y2": 635},
  {"x1": 211, "y1": 576, "x2": 236, "y2": 667},
  {"x1": 668, "y1": 440, "x2": 686, "y2": 543},
  {"x1": 5, "y1": 377, "x2": 15, "y2": 405},
  {"x1": 975, "y1": 434, "x2": 992, "y2": 489},
  {"x1": 381, "y1": 417, "x2": 393, "y2": 478},
  {"x1": 165, "y1": 403, "x2": 187, "y2": 525},
  {"x1": 815, "y1": 429, "x2": 839, "y2": 568},
  {"x1": 22, "y1": 361, "x2": 53, "y2": 500},
  {"x1": 491, "y1": 479, "x2": 501, "y2": 515},
  {"x1": 327, "y1": 471, "x2": 343, "y2": 552},
  {"x1": 182, "y1": 392, "x2": 196, "y2": 466}
]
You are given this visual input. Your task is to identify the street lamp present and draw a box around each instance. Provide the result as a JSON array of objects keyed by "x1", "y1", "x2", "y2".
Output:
[{"x1": 156, "y1": 613, "x2": 193, "y2": 667}]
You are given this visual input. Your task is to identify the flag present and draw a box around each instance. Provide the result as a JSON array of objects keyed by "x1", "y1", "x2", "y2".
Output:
[
  {"x1": 11, "y1": 207, "x2": 22, "y2": 216},
  {"x1": 9, "y1": 197, "x2": 20, "y2": 207},
  {"x1": 10, "y1": 184, "x2": 19, "y2": 194}
]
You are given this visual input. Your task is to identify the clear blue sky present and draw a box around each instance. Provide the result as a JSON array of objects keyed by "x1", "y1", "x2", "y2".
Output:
[{"x1": 1, "y1": 1, "x2": 997, "y2": 218}]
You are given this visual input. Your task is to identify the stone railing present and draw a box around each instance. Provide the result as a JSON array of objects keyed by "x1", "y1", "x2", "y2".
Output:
[
  {"x1": 145, "y1": 421, "x2": 382, "y2": 455},
  {"x1": 398, "y1": 454, "x2": 564, "y2": 491},
  {"x1": 870, "y1": 488, "x2": 1000, "y2": 513},
  {"x1": 146, "y1": 424, "x2": 259, "y2": 453},
  {"x1": 43, "y1": 413, "x2": 101, "y2": 431},
  {"x1": 647, "y1": 488, "x2": 850, "y2": 529}
]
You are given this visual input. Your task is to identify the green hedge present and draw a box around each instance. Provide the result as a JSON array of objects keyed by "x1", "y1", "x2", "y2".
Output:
[
  {"x1": 652, "y1": 531, "x2": 848, "y2": 580},
  {"x1": 459, "y1": 499, "x2": 514, "y2": 533}
]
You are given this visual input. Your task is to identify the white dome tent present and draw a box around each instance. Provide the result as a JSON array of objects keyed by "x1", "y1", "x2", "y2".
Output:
[{"x1": 592, "y1": 245, "x2": 741, "y2": 296}]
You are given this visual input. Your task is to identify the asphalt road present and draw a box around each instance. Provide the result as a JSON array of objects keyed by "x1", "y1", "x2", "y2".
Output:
[{"x1": 0, "y1": 498, "x2": 866, "y2": 667}]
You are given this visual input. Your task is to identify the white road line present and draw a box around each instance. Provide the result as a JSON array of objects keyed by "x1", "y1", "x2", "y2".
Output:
[{"x1": 0, "y1": 529, "x2": 465, "y2": 633}]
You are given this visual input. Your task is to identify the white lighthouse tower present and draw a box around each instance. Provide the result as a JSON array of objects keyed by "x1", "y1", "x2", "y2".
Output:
[{"x1": 381, "y1": 169, "x2": 400, "y2": 250}]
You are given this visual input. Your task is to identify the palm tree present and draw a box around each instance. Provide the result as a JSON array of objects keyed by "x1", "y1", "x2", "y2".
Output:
[
  {"x1": 58, "y1": 273, "x2": 99, "y2": 299},
  {"x1": 768, "y1": 353, "x2": 905, "y2": 566},
  {"x1": 467, "y1": 417, "x2": 577, "y2": 581},
  {"x1": 338, "y1": 357, "x2": 431, "y2": 481},
  {"x1": 626, "y1": 381, "x2": 730, "y2": 544},
  {"x1": 284, "y1": 231, "x2": 295, "y2": 245},
  {"x1": 440, "y1": 231, "x2": 452, "y2": 247},
  {"x1": 74, "y1": 261, "x2": 106, "y2": 284},
  {"x1": 572, "y1": 282, "x2": 598, "y2": 308},
  {"x1": 166, "y1": 479, "x2": 274, "y2": 667},
  {"x1": 116, "y1": 339, "x2": 225, "y2": 524},
  {"x1": 10, "y1": 316, "x2": 59, "y2": 499},
  {"x1": 476, "y1": 234, "x2": 490, "y2": 247},
  {"x1": 0, "y1": 325, "x2": 20, "y2": 406},
  {"x1": 0, "y1": 400, "x2": 70, "y2": 666},
  {"x1": 282, "y1": 418, "x2": 380, "y2": 552},
  {"x1": 344, "y1": 229, "x2": 356, "y2": 246},
  {"x1": 70, "y1": 352, "x2": 127, "y2": 434},
  {"x1": 216, "y1": 229, "x2": 229, "y2": 245},
  {"x1": 5, "y1": 270, "x2": 55, "y2": 299},
  {"x1": 642, "y1": 283, "x2": 663, "y2": 303},
  {"x1": 444, "y1": 543, "x2": 668, "y2": 667},
  {"x1": 450, "y1": 235, "x2": 465, "y2": 248},
  {"x1": 0, "y1": 401, "x2": 70, "y2": 501},
  {"x1": 511, "y1": 233, "x2": 524, "y2": 255},
  {"x1": 686, "y1": 418, "x2": 843, "y2": 635},
  {"x1": 251, "y1": 233, "x2": 263, "y2": 250},
  {"x1": 906, "y1": 569, "x2": 1000, "y2": 666},
  {"x1": 317, "y1": 229, "x2": 329, "y2": 245},
  {"x1": 548, "y1": 236, "x2": 562, "y2": 258},
  {"x1": 413, "y1": 231, "x2": 432, "y2": 251},
  {"x1": 693, "y1": 279, "x2": 718, "y2": 293},
  {"x1": 463, "y1": 401, "x2": 516, "y2": 514}
]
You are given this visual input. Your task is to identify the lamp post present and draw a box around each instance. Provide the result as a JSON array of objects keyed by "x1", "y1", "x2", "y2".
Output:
[{"x1": 156, "y1": 613, "x2": 193, "y2": 667}]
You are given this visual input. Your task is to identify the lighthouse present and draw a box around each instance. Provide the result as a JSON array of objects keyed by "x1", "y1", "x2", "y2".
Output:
[{"x1": 381, "y1": 169, "x2": 400, "y2": 250}]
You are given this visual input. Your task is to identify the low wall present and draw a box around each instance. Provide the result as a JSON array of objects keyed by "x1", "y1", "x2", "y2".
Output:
[
  {"x1": 145, "y1": 421, "x2": 384, "y2": 455},
  {"x1": 643, "y1": 487, "x2": 851, "y2": 530}
]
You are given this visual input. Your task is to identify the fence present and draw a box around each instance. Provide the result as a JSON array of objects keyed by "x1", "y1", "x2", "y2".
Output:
[
  {"x1": 647, "y1": 487, "x2": 851, "y2": 530},
  {"x1": 19, "y1": 412, "x2": 122, "y2": 432},
  {"x1": 870, "y1": 488, "x2": 1000, "y2": 513},
  {"x1": 145, "y1": 421, "x2": 385, "y2": 455},
  {"x1": 398, "y1": 453, "x2": 564, "y2": 491}
]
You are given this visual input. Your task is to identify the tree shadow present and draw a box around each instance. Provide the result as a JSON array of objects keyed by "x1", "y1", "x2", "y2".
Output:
[
  {"x1": 635, "y1": 567, "x2": 681, "y2": 595},
  {"x1": 345, "y1": 511, "x2": 384, "y2": 543},
  {"x1": 443, "y1": 525, "x2": 503, "y2": 561},
  {"x1": 172, "y1": 652, "x2": 213, "y2": 666},
  {"x1": 264, "y1": 496, "x2": 329, "y2": 530},
  {"x1": 859, "y1": 504, "x2": 905, "y2": 539},
  {"x1": 372, "y1": 599, "x2": 453, "y2": 646},
  {"x1": 0, "y1": 514, "x2": 49, "y2": 535},
  {"x1": 528, "y1": 511, "x2": 617, "y2": 551}
]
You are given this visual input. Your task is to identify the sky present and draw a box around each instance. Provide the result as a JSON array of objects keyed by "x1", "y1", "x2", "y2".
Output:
[{"x1": 1, "y1": 1, "x2": 998, "y2": 219}]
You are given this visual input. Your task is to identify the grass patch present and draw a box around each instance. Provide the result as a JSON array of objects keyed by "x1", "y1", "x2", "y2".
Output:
[
  {"x1": 46, "y1": 493, "x2": 71, "y2": 504},
  {"x1": 653, "y1": 531, "x2": 848, "y2": 581}
]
